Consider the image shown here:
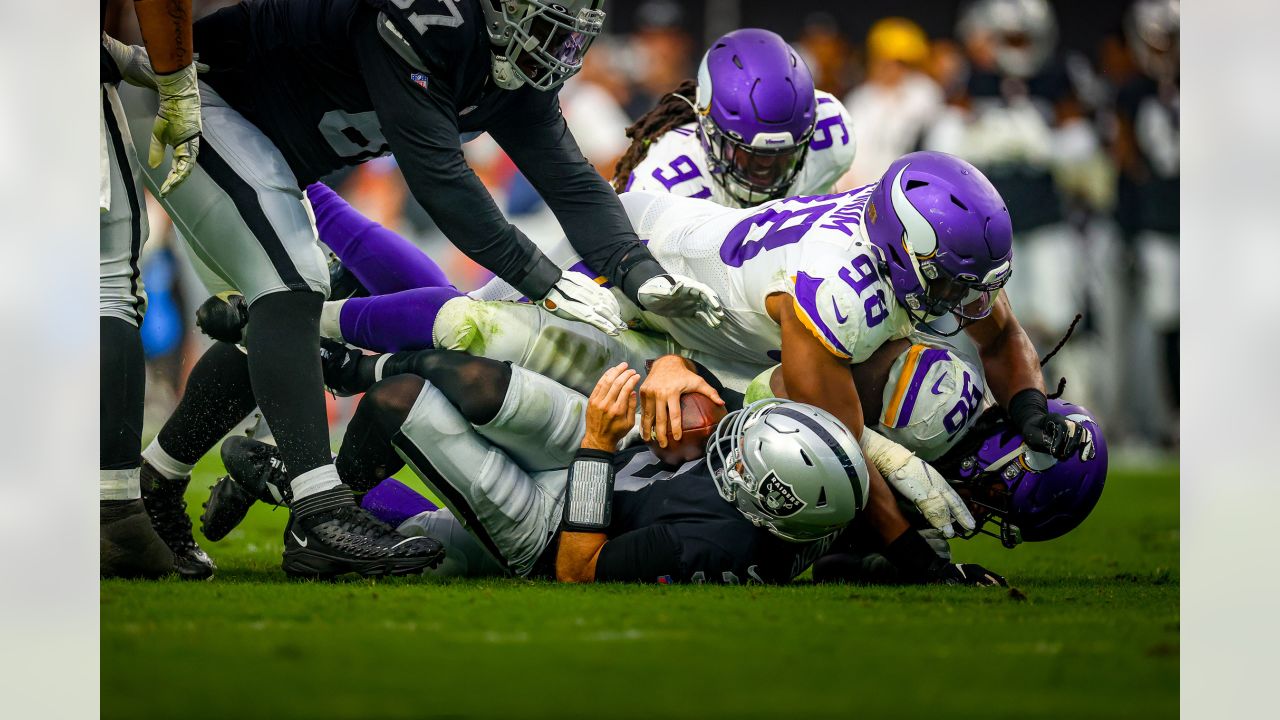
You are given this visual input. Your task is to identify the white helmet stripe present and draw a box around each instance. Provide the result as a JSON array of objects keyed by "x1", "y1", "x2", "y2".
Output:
[{"x1": 890, "y1": 164, "x2": 937, "y2": 257}]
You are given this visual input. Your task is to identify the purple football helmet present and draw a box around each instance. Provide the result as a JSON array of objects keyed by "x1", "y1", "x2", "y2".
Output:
[
  {"x1": 695, "y1": 28, "x2": 817, "y2": 205},
  {"x1": 865, "y1": 151, "x2": 1014, "y2": 335},
  {"x1": 940, "y1": 399, "x2": 1107, "y2": 547}
]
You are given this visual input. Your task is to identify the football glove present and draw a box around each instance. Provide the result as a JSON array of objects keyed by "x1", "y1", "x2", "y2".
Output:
[
  {"x1": 885, "y1": 456, "x2": 976, "y2": 539},
  {"x1": 1009, "y1": 388, "x2": 1094, "y2": 460},
  {"x1": 936, "y1": 562, "x2": 1008, "y2": 587},
  {"x1": 195, "y1": 292, "x2": 249, "y2": 344},
  {"x1": 541, "y1": 270, "x2": 626, "y2": 335},
  {"x1": 636, "y1": 274, "x2": 724, "y2": 328}
]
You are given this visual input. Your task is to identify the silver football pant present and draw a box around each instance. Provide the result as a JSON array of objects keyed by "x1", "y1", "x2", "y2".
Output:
[
  {"x1": 100, "y1": 83, "x2": 148, "y2": 325},
  {"x1": 122, "y1": 82, "x2": 329, "y2": 304},
  {"x1": 391, "y1": 366, "x2": 587, "y2": 576}
]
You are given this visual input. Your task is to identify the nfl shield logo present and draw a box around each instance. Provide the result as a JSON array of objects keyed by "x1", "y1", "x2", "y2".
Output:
[{"x1": 410, "y1": 72, "x2": 429, "y2": 90}]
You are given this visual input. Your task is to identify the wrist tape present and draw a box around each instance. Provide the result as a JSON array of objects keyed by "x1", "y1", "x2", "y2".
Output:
[
  {"x1": 562, "y1": 449, "x2": 615, "y2": 532},
  {"x1": 859, "y1": 427, "x2": 914, "y2": 477},
  {"x1": 1007, "y1": 387, "x2": 1049, "y2": 433}
]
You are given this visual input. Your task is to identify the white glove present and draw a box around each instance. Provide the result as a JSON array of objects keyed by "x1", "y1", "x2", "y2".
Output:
[
  {"x1": 636, "y1": 274, "x2": 724, "y2": 328},
  {"x1": 102, "y1": 34, "x2": 203, "y2": 197},
  {"x1": 885, "y1": 456, "x2": 976, "y2": 539},
  {"x1": 541, "y1": 271, "x2": 626, "y2": 335}
]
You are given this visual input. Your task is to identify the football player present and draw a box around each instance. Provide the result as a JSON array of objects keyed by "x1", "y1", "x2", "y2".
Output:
[
  {"x1": 195, "y1": 153, "x2": 1090, "y2": 577},
  {"x1": 217, "y1": 350, "x2": 1006, "y2": 585},
  {"x1": 117, "y1": 0, "x2": 723, "y2": 578},
  {"x1": 100, "y1": 0, "x2": 206, "y2": 579},
  {"x1": 612, "y1": 28, "x2": 857, "y2": 207}
]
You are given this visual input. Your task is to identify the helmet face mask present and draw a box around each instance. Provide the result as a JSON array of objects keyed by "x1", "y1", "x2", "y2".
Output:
[
  {"x1": 706, "y1": 400, "x2": 869, "y2": 543},
  {"x1": 694, "y1": 29, "x2": 818, "y2": 205},
  {"x1": 481, "y1": 1, "x2": 605, "y2": 91}
]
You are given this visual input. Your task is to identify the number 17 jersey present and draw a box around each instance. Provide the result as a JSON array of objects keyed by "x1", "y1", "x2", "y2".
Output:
[{"x1": 621, "y1": 185, "x2": 915, "y2": 366}]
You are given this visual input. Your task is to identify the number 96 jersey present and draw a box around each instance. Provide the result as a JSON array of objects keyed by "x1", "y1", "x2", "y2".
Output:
[{"x1": 621, "y1": 184, "x2": 915, "y2": 366}]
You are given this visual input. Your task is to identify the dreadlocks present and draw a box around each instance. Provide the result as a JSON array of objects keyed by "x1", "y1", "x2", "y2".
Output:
[{"x1": 611, "y1": 79, "x2": 699, "y2": 193}]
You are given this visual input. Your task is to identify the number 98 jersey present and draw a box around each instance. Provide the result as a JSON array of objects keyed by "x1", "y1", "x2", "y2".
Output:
[
  {"x1": 625, "y1": 91, "x2": 857, "y2": 206},
  {"x1": 620, "y1": 183, "x2": 914, "y2": 367}
]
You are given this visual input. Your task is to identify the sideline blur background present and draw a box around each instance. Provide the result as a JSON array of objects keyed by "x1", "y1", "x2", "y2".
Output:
[{"x1": 102, "y1": 0, "x2": 1179, "y2": 454}]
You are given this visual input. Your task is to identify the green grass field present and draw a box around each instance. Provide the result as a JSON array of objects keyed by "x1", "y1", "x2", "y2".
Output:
[{"x1": 102, "y1": 453, "x2": 1178, "y2": 719}]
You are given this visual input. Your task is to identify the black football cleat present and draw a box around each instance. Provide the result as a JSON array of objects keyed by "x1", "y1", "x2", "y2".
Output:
[
  {"x1": 101, "y1": 499, "x2": 176, "y2": 579},
  {"x1": 141, "y1": 463, "x2": 216, "y2": 580},
  {"x1": 282, "y1": 489, "x2": 445, "y2": 580},
  {"x1": 201, "y1": 436, "x2": 291, "y2": 542},
  {"x1": 319, "y1": 338, "x2": 367, "y2": 397}
]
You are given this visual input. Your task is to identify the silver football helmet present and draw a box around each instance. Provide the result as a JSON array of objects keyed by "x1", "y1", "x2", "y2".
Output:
[
  {"x1": 958, "y1": 0, "x2": 1058, "y2": 79},
  {"x1": 478, "y1": 0, "x2": 606, "y2": 91},
  {"x1": 706, "y1": 400, "x2": 869, "y2": 542}
]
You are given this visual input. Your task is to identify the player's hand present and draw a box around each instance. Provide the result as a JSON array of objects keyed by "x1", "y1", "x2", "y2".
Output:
[
  {"x1": 149, "y1": 62, "x2": 203, "y2": 196},
  {"x1": 582, "y1": 363, "x2": 641, "y2": 452},
  {"x1": 195, "y1": 292, "x2": 249, "y2": 344},
  {"x1": 1021, "y1": 412, "x2": 1094, "y2": 461},
  {"x1": 638, "y1": 355, "x2": 725, "y2": 449},
  {"x1": 935, "y1": 562, "x2": 1008, "y2": 587},
  {"x1": 637, "y1": 274, "x2": 724, "y2": 328},
  {"x1": 542, "y1": 271, "x2": 626, "y2": 335},
  {"x1": 885, "y1": 457, "x2": 976, "y2": 539}
]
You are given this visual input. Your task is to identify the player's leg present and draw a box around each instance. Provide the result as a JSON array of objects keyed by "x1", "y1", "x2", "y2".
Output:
[
  {"x1": 391, "y1": 373, "x2": 570, "y2": 577},
  {"x1": 100, "y1": 81, "x2": 176, "y2": 579},
  {"x1": 132, "y1": 85, "x2": 441, "y2": 577},
  {"x1": 307, "y1": 181, "x2": 455, "y2": 295}
]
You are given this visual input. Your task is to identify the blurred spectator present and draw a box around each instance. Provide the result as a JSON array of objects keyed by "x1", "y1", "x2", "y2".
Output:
[
  {"x1": 793, "y1": 12, "x2": 857, "y2": 98},
  {"x1": 624, "y1": 1, "x2": 695, "y2": 119},
  {"x1": 839, "y1": 18, "x2": 943, "y2": 188},
  {"x1": 561, "y1": 40, "x2": 633, "y2": 177},
  {"x1": 924, "y1": 0, "x2": 1113, "y2": 419},
  {"x1": 1112, "y1": 0, "x2": 1180, "y2": 441}
]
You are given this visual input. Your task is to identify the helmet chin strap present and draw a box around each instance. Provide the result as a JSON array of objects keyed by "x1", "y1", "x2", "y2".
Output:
[{"x1": 490, "y1": 55, "x2": 525, "y2": 90}]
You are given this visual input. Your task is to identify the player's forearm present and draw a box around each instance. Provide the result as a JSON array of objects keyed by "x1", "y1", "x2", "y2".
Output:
[
  {"x1": 555, "y1": 531, "x2": 606, "y2": 583},
  {"x1": 978, "y1": 321, "x2": 1044, "y2": 407},
  {"x1": 132, "y1": 0, "x2": 193, "y2": 74}
]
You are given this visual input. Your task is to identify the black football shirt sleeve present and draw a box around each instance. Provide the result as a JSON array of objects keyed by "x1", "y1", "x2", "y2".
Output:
[
  {"x1": 353, "y1": 25, "x2": 562, "y2": 300},
  {"x1": 488, "y1": 93, "x2": 665, "y2": 305}
]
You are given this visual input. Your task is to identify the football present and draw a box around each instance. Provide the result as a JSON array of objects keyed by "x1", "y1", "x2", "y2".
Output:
[{"x1": 647, "y1": 392, "x2": 728, "y2": 466}]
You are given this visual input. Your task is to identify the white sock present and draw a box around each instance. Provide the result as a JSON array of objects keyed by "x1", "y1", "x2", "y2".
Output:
[
  {"x1": 290, "y1": 464, "x2": 343, "y2": 501},
  {"x1": 101, "y1": 468, "x2": 141, "y2": 501},
  {"x1": 142, "y1": 439, "x2": 195, "y2": 480},
  {"x1": 320, "y1": 300, "x2": 347, "y2": 343}
]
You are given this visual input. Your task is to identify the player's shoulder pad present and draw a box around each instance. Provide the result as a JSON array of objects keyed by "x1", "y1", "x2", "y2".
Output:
[
  {"x1": 788, "y1": 243, "x2": 870, "y2": 360},
  {"x1": 806, "y1": 90, "x2": 857, "y2": 185},
  {"x1": 372, "y1": 0, "x2": 486, "y2": 75}
]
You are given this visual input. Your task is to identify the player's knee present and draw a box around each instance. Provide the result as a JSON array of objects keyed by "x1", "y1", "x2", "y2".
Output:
[
  {"x1": 413, "y1": 351, "x2": 511, "y2": 425},
  {"x1": 364, "y1": 374, "x2": 426, "y2": 436}
]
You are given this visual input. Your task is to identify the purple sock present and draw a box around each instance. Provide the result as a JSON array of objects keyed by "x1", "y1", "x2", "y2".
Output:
[
  {"x1": 361, "y1": 478, "x2": 438, "y2": 527},
  {"x1": 339, "y1": 286, "x2": 463, "y2": 352},
  {"x1": 307, "y1": 182, "x2": 455, "y2": 294}
]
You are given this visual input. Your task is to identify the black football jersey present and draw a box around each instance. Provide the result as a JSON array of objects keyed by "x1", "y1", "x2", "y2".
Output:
[
  {"x1": 594, "y1": 446, "x2": 834, "y2": 584},
  {"x1": 190, "y1": 0, "x2": 661, "y2": 301}
]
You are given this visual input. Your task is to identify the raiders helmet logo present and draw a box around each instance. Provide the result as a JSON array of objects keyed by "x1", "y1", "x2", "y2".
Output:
[{"x1": 758, "y1": 472, "x2": 805, "y2": 517}]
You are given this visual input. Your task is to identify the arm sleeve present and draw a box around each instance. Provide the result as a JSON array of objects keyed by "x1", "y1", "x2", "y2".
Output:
[
  {"x1": 356, "y1": 34, "x2": 562, "y2": 300},
  {"x1": 593, "y1": 524, "x2": 685, "y2": 583},
  {"x1": 488, "y1": 93, "x2": 666, "y2": 305}
]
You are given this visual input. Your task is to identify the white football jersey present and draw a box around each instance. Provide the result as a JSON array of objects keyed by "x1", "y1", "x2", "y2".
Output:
[
  {"x1": 620, "y1": 184, "x2": 915, "y2": 367},
  {"x1": 625, "y1": 91, "x2": 857, "y2": 208}
]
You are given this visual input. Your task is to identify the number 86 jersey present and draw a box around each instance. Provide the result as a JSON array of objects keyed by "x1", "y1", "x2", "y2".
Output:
[{"x1": 621, "y1": 185, "x2": 915, "y2": 366}]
